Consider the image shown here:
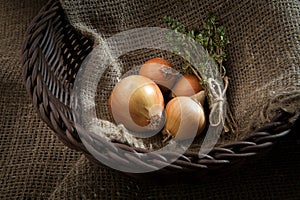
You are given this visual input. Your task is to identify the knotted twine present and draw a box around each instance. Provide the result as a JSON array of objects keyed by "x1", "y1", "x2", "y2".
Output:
[{"x1": 208, "y1": 76, "x2": 229, "y2": 127}]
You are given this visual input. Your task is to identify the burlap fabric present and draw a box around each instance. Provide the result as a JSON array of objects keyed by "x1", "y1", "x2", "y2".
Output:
[
  {"x1": 60, "y1": 0, "x2": 300, "y2": 141},
  {"x1": 1, "y1": 0, "x2": 300, "y2": 199}
]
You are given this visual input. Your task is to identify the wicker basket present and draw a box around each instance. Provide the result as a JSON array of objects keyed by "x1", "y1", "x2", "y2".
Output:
[{"x1": 22, "y1": 0, "x2": 297, "y2": 181}]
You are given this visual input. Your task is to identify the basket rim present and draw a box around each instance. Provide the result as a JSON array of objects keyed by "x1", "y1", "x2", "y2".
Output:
[{"x1": 22, "y1": 0, "x2": 296, "y2": 179}]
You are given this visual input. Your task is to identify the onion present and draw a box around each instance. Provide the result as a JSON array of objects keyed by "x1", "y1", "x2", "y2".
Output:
[
  {"x1": 163, "y1": 91, "x2": 206, "y2": 141},
  {"x1": 139, "y1": 57, "x2": 179, "y2": 91},
  {"x1": 109, "y1": 75, "x2": 165, "y2": 134},
  {"x1": 172, "y1": 74, "x2": 202, "y2": 97}
]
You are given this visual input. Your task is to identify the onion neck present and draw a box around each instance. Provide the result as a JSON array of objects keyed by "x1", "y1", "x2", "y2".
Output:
[
  {"x1": 148, "y1": 104, "x2": 164, "y2": 130},
  {"x1": 192, "y1": 90, "x2": 205, "y2": 106}
]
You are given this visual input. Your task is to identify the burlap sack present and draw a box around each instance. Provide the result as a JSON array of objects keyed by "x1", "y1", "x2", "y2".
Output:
[{"x1": 60, "y1": 0, "x2": 299, "y2": 142}]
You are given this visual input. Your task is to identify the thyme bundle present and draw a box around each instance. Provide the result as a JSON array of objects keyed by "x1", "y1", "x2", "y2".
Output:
[{"x1": 164, "y1": 13, "x2": 237, "y2": 135}]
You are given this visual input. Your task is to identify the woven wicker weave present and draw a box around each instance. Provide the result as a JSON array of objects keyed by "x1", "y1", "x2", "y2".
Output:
[{"x1": 22, "y1": 0, "x2": 297, "y2": 180}]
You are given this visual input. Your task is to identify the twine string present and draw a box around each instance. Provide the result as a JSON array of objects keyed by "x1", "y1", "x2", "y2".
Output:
[{"x1": 207, "y1": 76, "x2": 228, "y2": 126}]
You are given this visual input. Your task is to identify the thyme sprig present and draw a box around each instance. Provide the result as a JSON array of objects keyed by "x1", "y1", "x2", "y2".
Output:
[
  {"x1": 164, "y1": 13, "x2": 237, "y2": 135},
  {"x1": 163, "y1": 13, "x2": 229, "y2": 77}
]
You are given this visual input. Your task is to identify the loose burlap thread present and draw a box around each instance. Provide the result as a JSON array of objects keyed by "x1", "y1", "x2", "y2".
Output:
[{"x1": 60, "y1": 0, "x2": 300, "y2": 142}]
